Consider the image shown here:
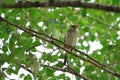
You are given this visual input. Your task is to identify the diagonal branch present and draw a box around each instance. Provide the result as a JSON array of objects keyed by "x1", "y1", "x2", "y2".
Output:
[
  {"x1": 2, "y1": 1, "x2": 120, "y2": 13},
  {"x1": 66, "y1": 63, "x2": 89, "y2": 80},
  {"x1": 41, "y1": 64, "x2": 89, "y2": 80},
  {"x1": 1, "y1": 16, "x2": 120, "y2": 78},
  {"x1": 17, "y1": 61, "x2": 89, "y2": 79}
]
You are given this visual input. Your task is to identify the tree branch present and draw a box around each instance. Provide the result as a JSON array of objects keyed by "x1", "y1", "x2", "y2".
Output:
[
  {"x1": 2, "y1": 1, "x2": 120, "y2": 13},
  {"x1": 1, "y1": 16, "x2": 120, "y2": 78},
  {"x1": 41, "y1": 64, "x2": 89, "y2": 80},
  {"x1": 66, "y1": 63, "x2": 89, "y2": 80},
  {"x1": 17, "y1": 61, "x2": 89, "y2": 80}
]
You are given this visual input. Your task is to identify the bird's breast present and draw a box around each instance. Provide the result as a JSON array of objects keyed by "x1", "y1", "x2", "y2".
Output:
[{"x1": 65, "y1": 31, "x2": 78, "y2": 47}]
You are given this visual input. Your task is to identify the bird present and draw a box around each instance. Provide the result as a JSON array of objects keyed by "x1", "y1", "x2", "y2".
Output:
[{"x1": 64, "y1": 24, "x2": 78, "y2": 65}]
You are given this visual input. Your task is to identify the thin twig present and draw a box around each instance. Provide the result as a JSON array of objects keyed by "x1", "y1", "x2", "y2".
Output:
[
  {"x1": 106, "y1": 61, "x2": 120, "y2": 66},
  {"x1": 41, "y1": 48, "x2": 58, "y2": 65},
  {"x1": 26, "y1": 43, "x2": 41, "y2": 51},
  {"x1": 17, "y1": 62, "x2": 32, "y2": 73}
]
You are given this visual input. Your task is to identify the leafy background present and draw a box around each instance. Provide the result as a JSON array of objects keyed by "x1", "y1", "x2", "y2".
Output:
[{"x1": 0, "y1": 0, "x2": 120, "y2": 80}]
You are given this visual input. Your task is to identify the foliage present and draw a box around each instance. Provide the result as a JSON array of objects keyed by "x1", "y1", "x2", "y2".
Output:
[{"x1": 0, "y1": 0, "x2": 120, "y2": 80}]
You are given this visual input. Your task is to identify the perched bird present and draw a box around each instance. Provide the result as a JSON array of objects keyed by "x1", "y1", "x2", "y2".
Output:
[{"x1": 64, "y1": 24, "x2": 78, "y2": 65}]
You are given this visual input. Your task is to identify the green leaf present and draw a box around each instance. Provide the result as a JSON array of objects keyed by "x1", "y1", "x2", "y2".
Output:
[
  {"x1": 70, "y1": 15, "x2": 78, "y2": 22},
  {"x1": 55, "y1": 61, "x2": 64, "y2": 67},
  {"x1": 6, "y1": 68, "x2": 14, "y2": 75},
  {"x1": 83, "y1": 27, "x2": 90, "y2": 32},
  {"x1": 0, "y1": 26, "x2": 9, "y2": 39},
  {"x1": 2, "y1": 43, "x2": 8, "y2": 53},
  {"x1": 45, "y1": 68, "x2": 54, "y2": 76},
  {"x1": 15, "y1": 47, "x2": 25, "y2": 59},
  {"x1": 24, "y1": 74, "x2": 32, "y2": 80},
  {"x1": 0, "y1": 55, "x2": 5, "y2": 66},
  {"x1": 19, "y1": 73, "x2": 25, "y2": 78},
  {"x1": 58, "y1": 74, "x2": 70, "y2": 80},
  {"x1": 2, "y1": 0, "x2": 15, "y2": 4},
  {"x1": 6, "y1": 54, "x2": 15, "y2": 63},
  {"x1": 84, "y1": 0, "x2": 90, "y2": 2},
  {"x1": 0, "y1": 71, "x2": 5, "y2": 80},
  {"x1": 48, "y1": 55, "x2": 55, "y2": 62},
  {"x1": 90, "y1": 34, "x2": 95, "y2": 41},
  {"x1": 81, "y1": 9, "x2": 87, "y2": 17},
  {"x1": 33, "y1": 40, "x2": 41, "y2": 45},
  {"x1": 46, "y1": 43, "x2": 54, "y2": 49}
]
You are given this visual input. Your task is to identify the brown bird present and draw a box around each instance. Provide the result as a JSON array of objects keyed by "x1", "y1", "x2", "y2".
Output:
[{"x1": 64, "y1": 24, "x2": 78, "y2": 65}]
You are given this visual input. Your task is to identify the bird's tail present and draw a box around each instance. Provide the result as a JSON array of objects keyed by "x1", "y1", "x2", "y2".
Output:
[
  {"x1": 64, "y1": 53, "x2": 67, "y2": 65},
  {"x1": 64, "y1": 48, "x2": 73, "y2": 65}
]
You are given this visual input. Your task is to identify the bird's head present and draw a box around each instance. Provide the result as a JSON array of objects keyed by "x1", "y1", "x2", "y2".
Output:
[{"x1": 71, "y1": 24, "x2": 78, "y2": 29}]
